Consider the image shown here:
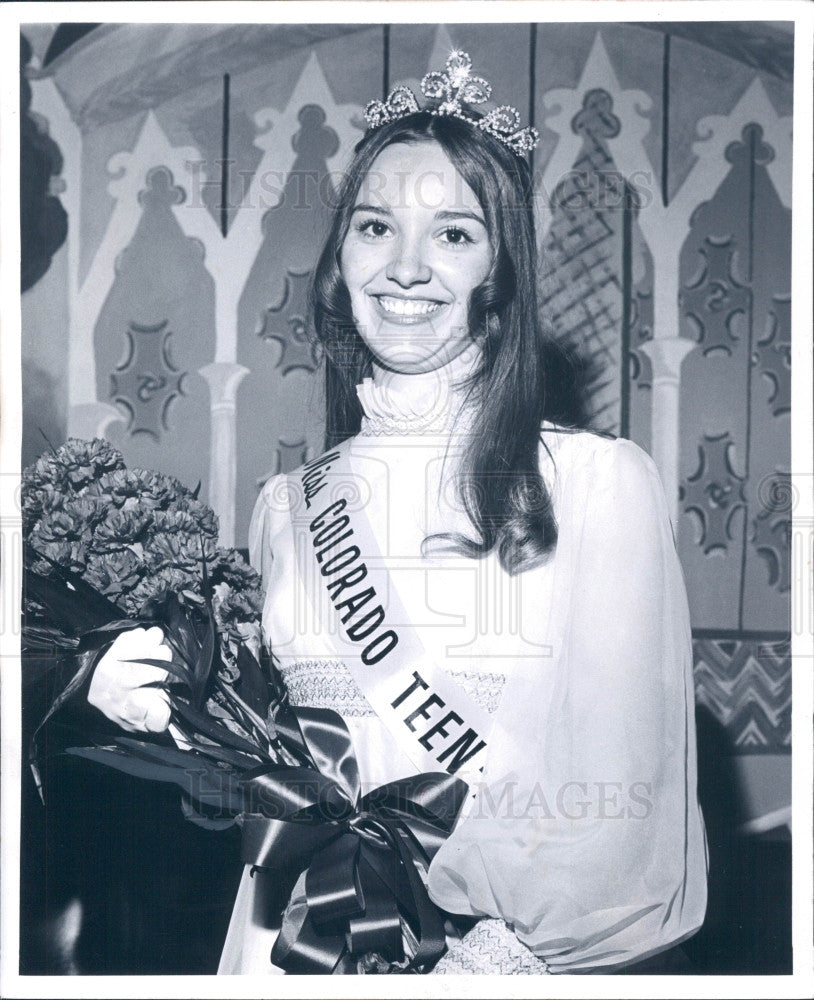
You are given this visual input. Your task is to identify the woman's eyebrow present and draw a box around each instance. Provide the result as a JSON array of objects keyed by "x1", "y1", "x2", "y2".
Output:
[
  {"x1": 350, "y1": 204, "x2": 486, "y2": 226},
  {"x1": 351, "y1": 203, "x2": 392, "y2": 216},
  {"x1": 435, "y1": 209, "x2": 486, "y2": 226}
]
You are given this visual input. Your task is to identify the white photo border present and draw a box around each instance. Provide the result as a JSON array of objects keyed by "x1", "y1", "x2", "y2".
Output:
[{"x1": 2, "y1": 3, "x2": 812, "y2": 998}]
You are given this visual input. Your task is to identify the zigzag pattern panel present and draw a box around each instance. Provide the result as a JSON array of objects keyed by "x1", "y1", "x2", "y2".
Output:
[{"x1": 693, "y1": 637, "x2": 790, "y2": 752}]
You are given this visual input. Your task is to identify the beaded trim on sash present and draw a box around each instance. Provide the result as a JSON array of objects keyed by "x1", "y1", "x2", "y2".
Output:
[{"x1": 279, "y1": 658, "x2": 506, "y2": 717}]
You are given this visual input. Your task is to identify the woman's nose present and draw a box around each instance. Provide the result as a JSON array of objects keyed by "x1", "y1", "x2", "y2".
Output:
[{"x1": 385, "y1": 243, "x2": 432, "y2": 287}]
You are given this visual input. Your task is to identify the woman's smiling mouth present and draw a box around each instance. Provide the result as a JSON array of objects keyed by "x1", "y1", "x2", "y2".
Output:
[{"x1": 372, "y1": 294, "x2": 446, "y2": 324}]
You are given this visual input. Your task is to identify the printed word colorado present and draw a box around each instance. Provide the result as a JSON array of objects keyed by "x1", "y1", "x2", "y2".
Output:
[
  {"x1": 308, "y1": 492, "x2": 398, "y2": 667},
  {"x1": 299, "y1": 453, "x2": 487, "y2": 776}
]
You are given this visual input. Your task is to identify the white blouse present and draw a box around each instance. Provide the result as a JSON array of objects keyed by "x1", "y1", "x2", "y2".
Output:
[{"x1": 219, "y1": 344, "x2": 707, "y2": 974}]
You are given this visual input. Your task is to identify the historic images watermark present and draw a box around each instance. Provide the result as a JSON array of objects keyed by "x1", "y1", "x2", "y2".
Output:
[
  {"x1": 183, "y1": 161, "x2": 654, "y2": 215},
  {"x1": 184, "y1": 769, "x2": 655, "y2": 824}
]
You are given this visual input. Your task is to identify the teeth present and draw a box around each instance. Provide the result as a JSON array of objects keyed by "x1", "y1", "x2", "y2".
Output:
[{"x1": 377, "y1": 296, "x2": 442, "y2": 317}]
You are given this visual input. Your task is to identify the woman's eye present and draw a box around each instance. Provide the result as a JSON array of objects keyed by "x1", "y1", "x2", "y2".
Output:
[
  {"x1": 357, "y1": 219, "x2": 390, "y2": 239},
  {"x1": 440, "y1": 227, "x2": 473, "y2": 247}
]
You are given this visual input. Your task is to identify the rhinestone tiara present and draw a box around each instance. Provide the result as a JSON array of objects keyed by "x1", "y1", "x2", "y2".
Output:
[{"x1": 364, "y1": 50, "x2": 539, "y2": 158}]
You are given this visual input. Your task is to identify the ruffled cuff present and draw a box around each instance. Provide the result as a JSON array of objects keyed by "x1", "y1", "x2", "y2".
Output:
[{"x1": 432, "y1": 919, "x2": 550, "y2": 975}]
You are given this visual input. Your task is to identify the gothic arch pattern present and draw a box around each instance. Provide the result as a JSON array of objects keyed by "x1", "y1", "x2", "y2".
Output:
[{"x1": 27, "y1": 23, "x2": 793, "y2": 757}]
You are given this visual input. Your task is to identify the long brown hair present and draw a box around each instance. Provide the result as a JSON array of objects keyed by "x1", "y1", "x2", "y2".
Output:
[{"x1": 311, "y1": 111, "x2": 581, "y2": 574}]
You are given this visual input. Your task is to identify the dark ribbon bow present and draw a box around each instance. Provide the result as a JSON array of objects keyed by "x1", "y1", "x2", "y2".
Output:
[{"x1": 239, "y1": 705, "x2": 467, "y2": 974}]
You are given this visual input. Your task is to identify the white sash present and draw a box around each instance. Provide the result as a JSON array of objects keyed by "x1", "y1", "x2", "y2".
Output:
[{"x1": 287, "y1": 442, "x2": 493, "y2": 780}]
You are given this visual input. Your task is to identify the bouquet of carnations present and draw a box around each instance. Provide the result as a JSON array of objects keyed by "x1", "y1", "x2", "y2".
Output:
[{"x1": 22, "y1": 438, "x2": 466, "y2": 974}]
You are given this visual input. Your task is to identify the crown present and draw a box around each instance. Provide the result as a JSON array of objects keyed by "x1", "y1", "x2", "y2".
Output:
[{"x1": 364, "y1": 50, "x2": 539, "y2": 158}]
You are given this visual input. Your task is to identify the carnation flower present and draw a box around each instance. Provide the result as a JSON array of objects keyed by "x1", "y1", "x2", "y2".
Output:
[
  {"x1": 91, "y1": 508, "x2": 153, "y2": 554},
  {"x1": 21, "y1": 479, "x2": 62, "y2": 534},
  {"x1": 55, "y1": 495, "x2": 108, "y2": 546},
  {"x1": 28, "y1": 513, "x2": 90, "y2": 569},
  {"x1": 28, "y1": 496, "x2": 99, "y2": 572},
  {"x1": 148, "y1": 509, "x2": 207, "y2": 539},
  {"x1": 127, "y1": 469, "x2": 193, "y2": 513},
  {"x1": 212, "y1": 548, "x2": 263, "y2": 595},
  {"x1": 86, "y1": 470, "x2": 149, "y2": 511},
  {"x1": 23, "y1": 438, "x2": 259, "y2": 642},
  {"x1": 61, "y1": 438, "x2": 125, "y2": 489},
  {"x1": 84, "y1": 548, "x2": 144, "y2": 598},
  {"x1": 22, "y1": 440, "x2": 123, "y2": 537},
  {"x1": 22, "y1": 438, "x2": 124, "y2": 503},
  {"x1": 171, "y1": 496, "x2": 219, "y2": 537},
  {"x1": 22, "y1": 452, "x2": 62, "y2": 503},
  {"x1": 147, "y1": 531, "x2": 218, "y2": 575},
  {"x1": 126, "y1": 565, "x2": 206, "y2": 616},
  {"x1": 29, "y1": 538, "x2": 88, "y2": 574},
  {"x1": 213, "y1": 584, "x2": 264, "y2": 643},
  {"x1": 32, "y1": 510, "x2": 86, "y2": 544}
]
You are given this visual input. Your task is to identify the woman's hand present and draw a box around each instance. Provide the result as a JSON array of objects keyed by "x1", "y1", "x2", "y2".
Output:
[{"x1": 88, "y1": 626, "x2": 172, "y2": 733}]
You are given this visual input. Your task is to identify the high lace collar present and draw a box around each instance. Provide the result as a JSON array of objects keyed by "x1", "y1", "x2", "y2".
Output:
[{"x1": 356, "y1": 342, "x2": 481, "y2": 436}]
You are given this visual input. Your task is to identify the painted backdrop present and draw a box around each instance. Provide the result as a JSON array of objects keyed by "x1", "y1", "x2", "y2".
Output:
[{"x1": 21, "y1": 18, "x2": 794, "y2": 881}]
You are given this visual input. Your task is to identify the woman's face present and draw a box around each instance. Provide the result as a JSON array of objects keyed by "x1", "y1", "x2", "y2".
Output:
[{"x1": 339, "y1": 140, "x2": 492, "y2": 374}]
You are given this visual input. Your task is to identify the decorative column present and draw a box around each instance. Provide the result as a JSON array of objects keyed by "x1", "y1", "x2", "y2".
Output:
[
  {"x1": 199, "y1": 362, "x2": 249, "y2": 547},
  {"x1": 639, "y1": 334, "x2": 694, "y2": 525},
  {"x1": 636, "y1": 241, "x2": 695, "y2": 525}
]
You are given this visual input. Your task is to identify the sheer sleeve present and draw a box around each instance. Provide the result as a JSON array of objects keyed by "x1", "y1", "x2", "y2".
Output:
[
  {"x1": 427, "y1": 434, "x2": 708, "y2": 972},
  {"x1": 247, "y1": 475, "x2": 281, "y2": 588}
]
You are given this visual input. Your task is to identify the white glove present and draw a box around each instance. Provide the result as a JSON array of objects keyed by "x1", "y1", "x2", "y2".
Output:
[{"x1": 88, "y1": 626, "x2": 172, "y2": 733}]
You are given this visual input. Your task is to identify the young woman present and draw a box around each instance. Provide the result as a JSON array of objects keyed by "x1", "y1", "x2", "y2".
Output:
[{"x1": 91, "y1": 53, "x2": 707, "y2": 974}]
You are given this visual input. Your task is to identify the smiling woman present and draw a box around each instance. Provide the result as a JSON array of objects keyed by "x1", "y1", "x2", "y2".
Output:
[
  {"x1": 339, "y1": 142, "x2": 492, "y2": 373},
  {"x1": 312, "y1": 107, "x2": 561, "y2": 575},
  {"x1": 86, "y1": 51, "x2": 707, "y2": 976}
]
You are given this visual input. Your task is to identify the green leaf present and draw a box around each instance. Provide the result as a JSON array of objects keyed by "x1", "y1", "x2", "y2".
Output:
[
  {"x1": 153, "y1": 596, "x2": 202, "y2": 670},
  {"x1": 233, "y1": 643, "x2": 271, "y2": 719},
  {"x1": 121, "y1": 656, "x2": 191, "y2": 687},
  {"x1": 24, "y1": 562, "x2": 122, "y2": 635},
  {"x1": 22, "y1": 626, "x2": 79, "y2": 653},
  {"x1": 171, "y1": 698, "x2": 262, "y2": 758},
  {"x1": 67, "y1": 740, "x2": 246, "y2": 815},
  {"x1": 75, "y1": 620, "x2": 154, "y2": 651},
  {"x1": 181, "y1": 736, "x2": 265, "y2": 770},
  {"x1": 193, "y1": 545, "x2": 216, "y2": 711},
  {"x1": 28, "y1": 646, "x2": 106, "y2": 799}
]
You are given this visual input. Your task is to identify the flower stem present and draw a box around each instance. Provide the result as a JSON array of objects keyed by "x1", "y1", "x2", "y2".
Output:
[{"x1": 214, "y1": 674, "x2": 270, "y2": 751}]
